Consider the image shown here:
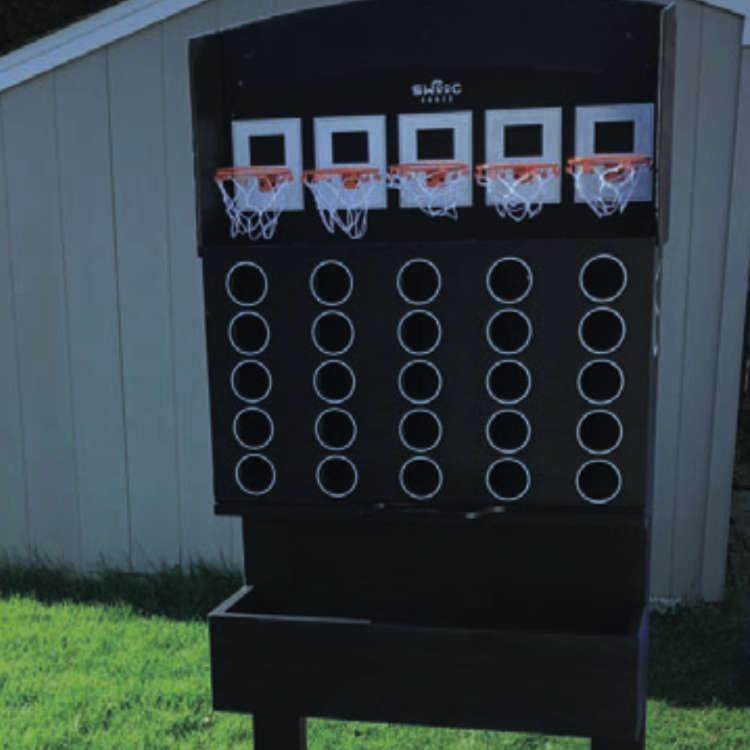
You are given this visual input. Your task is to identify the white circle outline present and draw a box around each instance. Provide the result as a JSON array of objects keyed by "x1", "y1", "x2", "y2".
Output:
[
  {"x1": 397, "y1": 258, "x2": 442, "y2": 306},
  {"x1": 398, "y1": 360, "x2": 443, "y2": 405},
  {"x1": 486, "y1": 410, "x2": 531, "y2": 454},
  {"x1": 399, "y1": 409, "x2": 443, "y2": 453},
  {"x1": 313, "y1": 360, "x2": 356, "y2": 404},
  {"x1": 228, "y1": 312, "x2": 270, "y2": 357},
  {"x1": 316, "y1": 456, "x2": 359, "y2": 499},
  {"x1": 485, "y1": 360, "x2": 532, "y2": 405},
  {"x1": 579, "y1": 254, "x2": 628, "y2": 303},
  {"x1": 486, "y1": 257, "x2": 533, "y2": 304},
  {"x1": 312, "y1": 311, "x2": 355, "y2": 356},
  {"x1": 231, "y1": 360, "x2": 272, "y2": 404},
  {"x1": 398, "y1": 310, "x2": 443, "y2": 356},
  {"x1": 314, "y1": 408, "x2": 358, "y2": 451},
  {"x1": 485, "y1": 458, "x2": 531, "y2": 502},
  {"x1": 226, "y1": 262, "x2": 268, "y2": 307},
  {"x1": 577, "y1": 359, "x2": 625, "y2": 405},
  {"x1": 309, "y1": 260, "x2": 353, "y2": 307},
  {"x1": 399, "y1": 457, "x2": 444, "y2": 500},
  {"x1": 235, "y1": 454, "x2": 276, "y2": 496},
  {"x1": 576, "y1": 460, "x2": 623, "y2": 505},
  {"x1": 576, "y1": 410, "x2": 624, "y2": 456},
  {"x1": 578, "y1": 306, "x2": 627, "y2": 356},
  {"x1": 233, "y1": 408, "x2": 274, "y2": 451},
  {"x1": 486, "y1": 309, "x2": 533, "y2": 356}
]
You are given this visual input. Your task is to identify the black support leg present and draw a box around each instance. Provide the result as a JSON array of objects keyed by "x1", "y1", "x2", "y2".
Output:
[
  {"x1": 254, "y1": 714, "x2": 307, "y2": 750},
  {"x1": 591, "y1": 731, "x2": 645, "y2": 750}
]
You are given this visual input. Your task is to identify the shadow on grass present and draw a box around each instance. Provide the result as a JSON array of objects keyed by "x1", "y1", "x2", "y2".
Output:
[
  {"x1": 3, "y1": 555, "x2": 750, "y2": 710},
  {"x1": 649, "y1": 586, "x2": 750, "y2": 709},
  {"x1": 0, "y1": 555, "x2": 242, "y2": 622}
]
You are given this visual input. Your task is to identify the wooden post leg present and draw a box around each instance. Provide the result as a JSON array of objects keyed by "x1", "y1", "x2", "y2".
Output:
[
  {"x1": 253, "y1": 714, "x2": 307, "y2": 750},
  {"x1": 591, "y1": 732, "x2": 645, "y2": 750}
]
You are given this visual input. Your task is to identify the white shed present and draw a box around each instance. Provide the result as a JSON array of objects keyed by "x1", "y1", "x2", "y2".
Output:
[{"x1": 0, "y1": 0, "x2": 748, "y2": 601}]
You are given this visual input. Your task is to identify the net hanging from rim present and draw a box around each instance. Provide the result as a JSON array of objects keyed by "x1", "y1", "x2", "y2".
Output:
[
  {"x1": 567, "y1": 154, "x2": 652, "y2": 218},
  {"x1": 215, "y1": 166, "x2": 294, "y2": 240},
  {"x1": 301, "y1": 167, "x2": 381, "y2": 240},
  {"x1": 476, "y1": 162, "x2": 560, "y2": 222},
  {"x1": 387, "y1": 161, "x2": 470, "y2": 220}
]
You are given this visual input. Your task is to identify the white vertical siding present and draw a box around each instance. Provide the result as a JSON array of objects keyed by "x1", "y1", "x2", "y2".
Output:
[
  {"x1": 669, "y1": 7, "x2": 743, "y2": 599},
  {"x1": 652, "y1": 0, "x2": 704, "y2": 598},
  {"x1": 703, "y1": 48, "x2": 750, "y2": 601},
  {"x1": 2, "y1": 75, "x2": 80, "y2": 566},
  {"x1": 54, "y1": 51, "x2": 131, "y2": 571},
  {"x1": 162, "y1": 1, "x2": 237, "y2": 568},
  {"x1": 108, "y1": 27, "x2": 181, "y2": 571},
  {"x1": 0, "y1": 98, "x2": 28, "y2": 560},
  {"x1": 0, "y1": 0, "x2": 747, "y2": 598}
]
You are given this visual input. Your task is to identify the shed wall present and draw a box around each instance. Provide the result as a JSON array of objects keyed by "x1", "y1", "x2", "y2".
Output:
[{"x1": 0, "y1": 0, "x2": 746, "y2": 600}]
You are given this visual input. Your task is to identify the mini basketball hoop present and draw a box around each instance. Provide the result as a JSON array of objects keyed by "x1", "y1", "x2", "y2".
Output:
[
  {"x1": 567, "y1": 154, "x2": 652, "y2": 218},
  {"x1": 387, "y1": 161, "x2": 470, "y2": 220},
  {"x1": 301, "y1": 166, "x2": 381, "y2": 240},
  {"x1": 215, "y1": 166, "x2": 294, "y2": 240},
  {"x1": 476, "y1": 162, "x2": 560, "y2": 222}
]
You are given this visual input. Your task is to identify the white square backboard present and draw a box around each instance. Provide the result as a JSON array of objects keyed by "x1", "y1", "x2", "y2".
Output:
[
  {"x1": 397, "y1": 112, "x2": 473, "y2": 209},
  {"x1": 574, "y1": 104, "x2": 655, "y2": 203},
  {"x1": 485, "y1": 108, "x2": 562, "y2": 204},
  {"x1": 232, "y1": 118, "x2": 304, "y2": 210},
  {"x1": 314, "y1": 115, "x2": 388, "y2": 209}
]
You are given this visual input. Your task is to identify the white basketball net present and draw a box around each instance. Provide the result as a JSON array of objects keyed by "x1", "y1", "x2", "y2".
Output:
[
  {"x1": 387, "y1": 164, "x2": 469, "y2": 220},
  {"x1": 476, "y1": 165, "x2": 559, "y2": 222},
  {"x1": 568, "y1": 158, "x2": 651, "y2": 218},
  {"x1": 215, "y1": 170, "x2": 292, "y2": 241},
  {"x1": 303, "y1": 171, "x2": 380, "y2": 240}
]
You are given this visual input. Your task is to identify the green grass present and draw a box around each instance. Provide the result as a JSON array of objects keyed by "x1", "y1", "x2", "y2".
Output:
[{"x1": 1, "y1": 561, "x2": 749, "y2": 749}]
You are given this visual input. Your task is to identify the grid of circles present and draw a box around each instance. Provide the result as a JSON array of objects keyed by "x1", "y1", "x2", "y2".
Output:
[
  {"x1": 397, "y1": 259, "x2": 444, "y2": 500},
  {"x1": 576, "y1": 254, "x2": 628, "y2": 505},
  {"x1": 485, "y1": 257, "x2": 534, "y2": 502},
  {"x1": 226, "y1": 262, "x2": 276, "y2": 496},
  {"x1": 311, "y1": 261, "x2": 358, "y2": 498}
]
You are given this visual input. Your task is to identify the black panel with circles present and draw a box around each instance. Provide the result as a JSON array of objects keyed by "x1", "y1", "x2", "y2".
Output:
[{"x1": 203, "y1": 238, "x2": 657, "y2": 512}]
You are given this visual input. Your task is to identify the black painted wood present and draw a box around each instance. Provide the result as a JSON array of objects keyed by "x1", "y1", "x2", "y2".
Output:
[
  {"x1": 209, "y1": 588, "x2": 647, "y2": 741},
  {"x1": 591, "y1": 733, "x2": 645, "y2": 750},
  {"x1": 253, "y1": 714, "x2": 307, "y2": 750}
]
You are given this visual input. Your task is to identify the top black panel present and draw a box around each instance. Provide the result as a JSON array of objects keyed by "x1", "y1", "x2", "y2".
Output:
[{"x1": 191, "y1": 0, "x2": 665, "y2": 245}]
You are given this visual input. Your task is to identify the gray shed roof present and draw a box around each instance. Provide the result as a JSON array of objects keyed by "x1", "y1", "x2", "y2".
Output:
[{"x1": 0, "y1": 0, "x2": 747, "y2": 94}]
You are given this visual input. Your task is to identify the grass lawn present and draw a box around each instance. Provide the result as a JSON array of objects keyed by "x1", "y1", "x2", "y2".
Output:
[{"x1": 1, "y1": 562, "x2": 749, "y2": 749}]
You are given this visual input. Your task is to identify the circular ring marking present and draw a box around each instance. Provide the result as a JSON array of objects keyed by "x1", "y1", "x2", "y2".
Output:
[
  {"x1": 398, "y1": 310, "x2": 442, "y2": 356},
  {"x1": 312, "y1": 311, "x2": 355, "y2": 356},
  {"x1": 310, "y1": 260, "x2": 353, "y2": 306},
  {"x1": 316, "y1": 456, "x2": 358, "y2": 498},
  {"x1": 398, "y1": 360, "x2": 443, "y2": 405},
  {"x1": 233, "y1": 408, "x2": 274, "y2": 451},
  {"x1": 486, "y1": 257, "x2": 533, "y2": 304},
  {"x1": 486, "y1": 459, "x2": 531, "y2": 501},
  {"x1": 314, "y1": 408, "x2": 357, "y2": 451},
  {"x1": 486, "y1": 360, "x2": 532, "y2": 405},
  {"x1": 397, "y1": 258, "x2": 442, "y2": 305},
  {"x1": 486, "y1": 410, "x2": 531, "y2": 454},
  {"x1": 229, "y1": 312, "x2": 270, "y2": 356},
  {"x1": 486, "y1": 309, "x2": 533, "y2": 356},
  {"x1": 400, "y1": 457, "x2": 444, "y2": 500},
  {"x1": 231, "y1": 360, "x2": 272, "y2": 404},
  {"x1": 235, "y1": 454, "x2": 276, "y2": 496},
  {"x1": 577, "y1": 360, "x2": 625, "y2": 405},
  {"x1": 399, "y1": 409, "x2": 443, "y2": 453},
  {"x1": 226, "y1": 262, "x2": 268, "y2": 307},
  {"x1": 576, "y1": 460, "x2": 623, "y2": 505},
  {"x1": 579, "y1": 254, "x2": 628, "y2": 303},
  {"x1": 579, "y1": 307, "x2": 627, "y2": 355},
  {"x1": 576, "y1": 410, "x2": 624, "y2": 455},
  {"x1": 313, "y1": 360, "x2": 356, "y2": 404}
]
